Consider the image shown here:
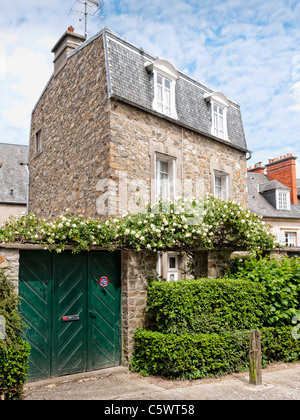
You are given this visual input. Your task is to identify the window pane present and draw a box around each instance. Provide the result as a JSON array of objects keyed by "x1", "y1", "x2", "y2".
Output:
[
  {"x1": 165, "y1": 89, "x2": 171, "y2": 106},
  {"x1": 169, "y1": 257, "x2": 176, "y2": 269},
  {"x1": 165, "y1": 79, "x2": 171, "y2": 89},
  {"x1": 157, "y1": 75, "x2": 163, "y2": 85},
  {"x1": 215, "y1": 176, "x2": 222, "y2": 198},
  {"x1": 219, "y1": 115, "x2": 224, "y2": 131},
  {"x1": 278, "y1": 192, "x2": 288, "y2": 209},
  {"x1": 285, "y1": 232, "x2": 296, "y2": 246},
  {"x1": 160, "y1": 161, "x2": 169, "y2": 174}
]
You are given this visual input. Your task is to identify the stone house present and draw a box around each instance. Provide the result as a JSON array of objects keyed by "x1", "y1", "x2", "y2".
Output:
[
  {"x1": 248, "y1": 154, "x2": 300, "y2": 257},
  {"x1": 11, "y1": 27, "x2": 251, "y2": 380},
  {"x1": 0, "y1": 143, "x2": 28, "y2": 225},
  {"x1": 29, "y1": 26, "x2": 249, "y2": 280}
]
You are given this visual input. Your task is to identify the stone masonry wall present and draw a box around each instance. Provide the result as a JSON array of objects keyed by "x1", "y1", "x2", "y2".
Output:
[
  {"x1": 121, "y1": 250, "x2": 157, "y2": 364},
  {"x1": 29, "y1": 33, "x2": 111, "y2": 220},
  {"x1": 105, "y1": 100, "x2": 247, "y2": 216},
  {"x1": 0, "y1": 247, "x2": 20, "y2": 294}
]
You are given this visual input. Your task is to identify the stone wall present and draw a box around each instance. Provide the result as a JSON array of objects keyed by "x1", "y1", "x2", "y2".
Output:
[
  {"x1": 105, "y1": 100, "x2": 247, "y2": 216},
  {"x1": 0, "y1": 247, "x2": 20, "y2": 293},
  {"x1": 121, "y1": 250, "x2": 157, "y2": 364},
  {"x1": 29, "y1": 33, "x2": 111, "y2": 220},
  {"x1": 194, "y1": 250, "x2": 232, "y2": 279}
]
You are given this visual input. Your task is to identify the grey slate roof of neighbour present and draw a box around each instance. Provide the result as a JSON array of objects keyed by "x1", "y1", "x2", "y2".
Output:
[
  {"x1": 0, "y1": 143, "x2": 28, "y2": 204},
  {"x1": 297, "y1": 179, "x2": 300, "y2": 197},
  {"x1": 67, "y1": 27, "x2": 248, "y2": 153},
  {"x1": 259, "y1": 180, "x2": 290, "y2": 193},
  {"x1": 247, "y1": 173, "x2": 300, "y2": 219}
]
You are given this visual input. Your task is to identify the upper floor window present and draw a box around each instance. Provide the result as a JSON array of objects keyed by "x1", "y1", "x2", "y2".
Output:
[
  {"x1": 204, "y1": 92, "x2": 230, "y2": 141},
  {"x1": 155, "y1": 154, "x2": 176, "y2": 202},
  {"x1": 214, "y1": 171, "x2": 229, "y2": 199},
  {"x1": 276, "y1": 190, "x2": 290, "y2": 210},
  {"x1": 145, "y1": 59, "x2": 179, "y2": 120},
  {"x1": 35, "y1": 130, "x2": 42, "y2": 155},
  {"x1": 285, "y1": 232, "x2": 296, "y2": 247},
  {"x1": 212, "y1": 104, "x2": 225, "y2": 138},
  {"x1": 156, "y1": 74, "x2": 171, "y2": 116}
]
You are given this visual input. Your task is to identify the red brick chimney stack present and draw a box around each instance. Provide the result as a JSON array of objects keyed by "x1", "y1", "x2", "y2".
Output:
[
  {"x1": 265, "y1": 154, "x2": 298, "y2": 205},
  {"x1": 247, "y1": 162, "x2": 265, "y2": 174}
]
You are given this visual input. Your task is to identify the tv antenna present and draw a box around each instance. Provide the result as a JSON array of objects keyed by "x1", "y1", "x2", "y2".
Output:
[{"x1": 71, "y1": 0, "x2": 104, "y2": 38}]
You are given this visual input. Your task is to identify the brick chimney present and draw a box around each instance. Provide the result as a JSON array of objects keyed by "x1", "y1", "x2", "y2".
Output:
[
  {"x1": 247, "y1": 162, "x2": 265, "y2": 174},
  {"x1": 51, "y1": 27, "x2": 86, "y2": 76},
  {"x1": 265, "y1": 154, "x2": 298, "y2": 205}
]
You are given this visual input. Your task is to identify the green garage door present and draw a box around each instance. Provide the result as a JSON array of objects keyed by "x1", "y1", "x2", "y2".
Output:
[{"x1": 19, "y1": 251, "x2": 121, "y2": 382}]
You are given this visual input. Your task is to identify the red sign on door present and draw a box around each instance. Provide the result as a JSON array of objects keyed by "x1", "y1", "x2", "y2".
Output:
[{"x1": 99, "y1": 276, "x2": 109, "y2": 287}]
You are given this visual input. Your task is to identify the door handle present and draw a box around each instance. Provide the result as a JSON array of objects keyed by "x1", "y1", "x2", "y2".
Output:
[{"x1": 90, "y1": 311, "x2": 97, "y2": 319}]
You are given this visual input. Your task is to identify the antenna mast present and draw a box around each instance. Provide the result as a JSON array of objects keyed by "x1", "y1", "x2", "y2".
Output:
[{"x1": 71, "y1": 0, "x2": 104, "y2": 38}]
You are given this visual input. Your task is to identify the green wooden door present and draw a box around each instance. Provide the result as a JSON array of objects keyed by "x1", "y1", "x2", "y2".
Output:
[
  {"x1": 52, "y1": 252, "x2": 88, "y2": 378},
  {"x1": 19, "y1": 251, "x2": 121, "y2": 381},
  {"x1": 88, "y1": 252, "x2": 122, "y2": 371},
  {"x1": 18, "y1": 252, "x2": 52, "y2": 381}
]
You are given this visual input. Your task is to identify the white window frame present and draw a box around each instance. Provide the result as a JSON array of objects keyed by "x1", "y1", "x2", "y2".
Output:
[
  {"x1": 276, "y1": 190, "x2": 291, "y2": 211},
  {"x1": 156, "y1": 74, "x2": 172, "y2": 117},
  {"x1": 204, "y1": 92, "x2": 229, "y2": 141},
  {"x1": 214, "y1": 171, "x2": 229, "y2": 199},
  {"x1": 212, "y1": 103, "x2": 225, "y2": 138},
  {"x1": 167, "y1": 254, "x2": 179, "y2": 282},
  {"x1": 145, "y1": 59, "x2": 179, "y2": 120},
  {"x1": 155, "y1": 154, "x2": 177, "y2": 202},
  {"x1": 285, "y1": 232, "x2": 296, "y2": 247}
]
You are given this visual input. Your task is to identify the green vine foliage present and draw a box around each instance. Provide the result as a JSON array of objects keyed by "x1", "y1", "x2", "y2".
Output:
[
  {"x1": 0, "y1": 268, "x2": 30, "y2": 400},
  {"x1": 0, "y1": 196, "x2": 276, "y2": 253}
]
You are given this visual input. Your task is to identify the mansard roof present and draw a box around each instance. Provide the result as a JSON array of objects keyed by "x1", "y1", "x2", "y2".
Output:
[{"x1": 42, "y1": 27, "x2": 249, "y2": 152}]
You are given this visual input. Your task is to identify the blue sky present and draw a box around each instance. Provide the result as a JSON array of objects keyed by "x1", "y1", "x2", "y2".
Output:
[{"x1": 0, "y1": 0, "x2": 299, "y2": 174}]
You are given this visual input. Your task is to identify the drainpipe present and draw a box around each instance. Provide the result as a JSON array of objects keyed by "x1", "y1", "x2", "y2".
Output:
[
  {"x1": 20, "y1": 162, "x2": 29, "y2": 214},
  {"x1": 246, "y1": 151, "x2": 252, "y2": 161}
]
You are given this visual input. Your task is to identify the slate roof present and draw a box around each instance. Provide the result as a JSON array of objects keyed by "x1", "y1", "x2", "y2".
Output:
[
  {"x1": 68, "y1": 27, "x2": 248, "y2": 152},
  {"x1": 0, "y1": 143, "x2": 28, "y2": 204},
  {"x1": 247, "y1": 173, "x2": 300, "y2": 219},
  {"x1": 259, "y1": 180, "x2": 290, "y2": 193}
]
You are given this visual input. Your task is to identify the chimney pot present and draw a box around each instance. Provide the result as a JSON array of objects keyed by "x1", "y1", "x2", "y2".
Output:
[{"x1": 51, "y1": 28, "x2": 86, "y2": 76}]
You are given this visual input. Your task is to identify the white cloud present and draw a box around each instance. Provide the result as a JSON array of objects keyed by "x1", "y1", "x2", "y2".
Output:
[
  {"x1": 0, "y1": 0, "x2": 299, "y2": 164},
  {"x1": 37, "y1": 36, "x2": 57, "y2": 49},
  {"x1": 2, "y1": 46, "x2": 52, "y2": 130}
]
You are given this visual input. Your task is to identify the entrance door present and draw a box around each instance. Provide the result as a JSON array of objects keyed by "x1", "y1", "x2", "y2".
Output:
[{"x1": 19, "y1": 251, "x2": 121, "y2": 381}]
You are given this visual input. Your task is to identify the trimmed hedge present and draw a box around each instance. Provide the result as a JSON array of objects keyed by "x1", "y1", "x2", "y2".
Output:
[
  {"x1": 0, "y1": 338, "x2": 30, "y2": 400},
  {"x1": 146, "y1": 278, "x2": 269, "y2": 334},
  {"x1": 131, "y1": 327, "x2": 300, "y2": 380}
]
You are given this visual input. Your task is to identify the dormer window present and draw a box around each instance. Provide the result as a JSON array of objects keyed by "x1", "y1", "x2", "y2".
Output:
[
  {"x1": 156, "y1": 74, "x2": 171, "y2": 116},
  {"x1": 145, "y1": 59, "x2": 179, "y2": 120},
  {"x1": 204, "y1": 92, "x2": 230, "y2": 141},
  {"x1": 212, "y1": 104, "x2": 225, "y2": 138},
  {"x1": 277, "y1": 190, "x2": 291, "y2": 211}
]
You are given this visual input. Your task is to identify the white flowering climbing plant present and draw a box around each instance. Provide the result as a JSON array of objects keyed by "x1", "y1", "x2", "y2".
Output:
[{"x1": 0, "y1": 196, "x2": 276, "y2": 253}]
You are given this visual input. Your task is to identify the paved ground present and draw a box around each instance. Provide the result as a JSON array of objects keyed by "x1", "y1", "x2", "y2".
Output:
[{"x1": 23, "y1": 362, "x2": 300, "y2": 401}]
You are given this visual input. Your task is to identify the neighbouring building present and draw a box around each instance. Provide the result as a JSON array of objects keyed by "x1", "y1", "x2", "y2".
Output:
[
  {"x1": 248, "y1": 154, "x2": 300, "y2": 257},
  {"x1": 0, "y1": 143, "x2": 28, "y2": 224}
]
